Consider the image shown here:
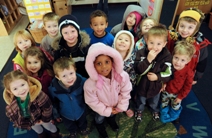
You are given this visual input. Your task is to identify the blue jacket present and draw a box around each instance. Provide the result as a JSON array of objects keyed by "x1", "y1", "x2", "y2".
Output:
[{"x1": 48, "y1": 74, "x2": 86, "y2": 121}]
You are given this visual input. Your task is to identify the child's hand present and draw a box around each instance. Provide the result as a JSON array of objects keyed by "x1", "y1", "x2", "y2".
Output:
[
  {"x1": 160, "y1": 83, "x2": 166, "y2": 92},
  {"x1": 174, "y1": 98, "x2": 182, "y2": 104},
  {"x1": 192, "y1": 81, "x2": 197, "y2": 85},
  {"x1": 147, "y1": 50, "x2": 157, "y2": 63},
  {"x1": 147, "y1": 72, "x2": 158, "y2": 81},
  {"x1": 112, "y1": 107, "x2": 119, "y2": 115}
]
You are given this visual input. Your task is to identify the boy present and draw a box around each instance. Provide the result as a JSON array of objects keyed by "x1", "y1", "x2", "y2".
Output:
[
  {"x1": 167, "y1": 8, "x2": 211, "y2": 85},
  {"x1": 41, "y1": 12, "x2": 60, "y2": 57},
  {"x1": 160, "y1": 41, "x2": 196, "y2": 123},
  {"x1": 52, "y1": 14, "x2": 90, "y2": 78},
  {"x1": 134, "y1": 24, "x2": 172, "y2": 122},
  {"x1": 48, "y1": 57, "x2": 89, "y2": 138},
  {"x1": 89, "y1": 10, "x2": 114, "y2": 46}
]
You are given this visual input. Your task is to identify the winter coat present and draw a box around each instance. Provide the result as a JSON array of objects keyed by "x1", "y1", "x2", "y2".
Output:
[
  {"x1": 134, "y1": 47, "x2": 172, "y2": 98},
  {"x1": 84, "y1": 43, "x2": 132, "y2": 117},
  {"x1": 48, "y1": 74, "x2": 87, "y2": 121},
  {"x1": 3, "y1": 76, "x2": 52, "y2": 130},
  {"x1": 52, "y1": 31, "x2": 90, "y2": 78}
]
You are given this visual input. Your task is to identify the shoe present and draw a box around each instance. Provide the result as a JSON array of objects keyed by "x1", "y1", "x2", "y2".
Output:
[
  {"x1": 153, "y1": 112, "x2": 160, "y2": 121},
  {"x1": 80, "y1": 128, "x2": 90, "y2": 135},
  {"x1": 125, "y1": 109, "x2": 134, "y2": 118},
  {"x1": 38, "y1": 131, "x2": 47, "y2": 138},
  {"x1": 68, "y1": 132, "x2": 77, "y2": 138},
  {"x1": 135, "y1": 111, "x2": 142, "y2": 122},
  {"x1": 95, "y1": 122, "x2": 108, "y2": 138},
  {"x1": 50, "y1": 128, "x2": 61, "y2": 138},
  {"x1": 106, "y1": 115, "x2": 119, "y2": 132},
  {"x1": 172, "y1": 117, "x2": 180, "y2": 124}
]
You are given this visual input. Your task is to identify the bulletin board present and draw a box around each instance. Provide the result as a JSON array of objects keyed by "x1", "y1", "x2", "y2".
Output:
[{"x1": 24, "y1": 0, "x2": 52, "y2": 23}]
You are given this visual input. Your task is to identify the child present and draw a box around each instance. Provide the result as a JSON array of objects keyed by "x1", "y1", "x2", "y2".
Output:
[
  {"x1": 48, "y1": 57, "x2": 89, "y2": 138},
  {"x1": 24, "y1": 46, "x2": 54, "y2": 96},
  {"x1": 167, "y1": 8, "x2": 211, "y2": 85},
  {"x1": 12, "y1": 29, "x2": 36, "y2": 71},
  {"x1": 52, "y1": 14, "x2": 90, "y2": 78},
  {"x1": 134, "y1": 25, "x2": 172, "y2": 122},
  {"x1": 113, "y1": 30, "x2": 136, "y2": 117},
  {"x1": 3, "y1": 70, "x2": 60, "y2": 138},
  {"x1": 97, "y1": 0, "x2": 108, "y2": 16},
  {"x1": 84, "y1": 43, "x2": 132, "y2": 138},
  {"x1": 41, "y1": 12, "x2": 60, "y2": 57},
  {"x1": 89, "y1": 10, "x2": 114, "y2": 46},
  {"x1": 160, "y1": 41, "x2": 196, "y2": 123},
  {"x1": 135, "y1": 17, "x2": 158, "y2": 52},
  {"x1": 110, "y1": 4, "x2": 145, "y2": 42}
]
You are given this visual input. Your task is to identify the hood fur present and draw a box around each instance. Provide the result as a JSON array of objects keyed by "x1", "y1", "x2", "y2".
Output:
[
  {"x1": 85, "y1": 43, "x2": 123, "y2": 81},
  {"x1": 3, "y1": 76, "x2": 42, "y2": 105},
  {"x1": 51, "y1": 31, "x2": 90, "y2": 51}
]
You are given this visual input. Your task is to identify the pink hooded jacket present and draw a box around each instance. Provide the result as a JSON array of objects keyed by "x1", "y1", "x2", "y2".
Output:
[{"x1": 84, "y1": 43, "x2": 132, "y2": 117}]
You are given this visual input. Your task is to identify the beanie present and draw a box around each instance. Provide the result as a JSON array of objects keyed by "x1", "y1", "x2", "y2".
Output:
[
  {"x1": 58, "y1": 14, "x2": 80, "y2": 35},
  {"x1": 130, "y1": 11, "x2": 142, "y2": 32}
]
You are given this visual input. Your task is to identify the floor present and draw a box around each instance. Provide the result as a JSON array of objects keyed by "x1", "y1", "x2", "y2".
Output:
[{"x1": 0, "y1": 15, "x2": 29, "y2": 72}]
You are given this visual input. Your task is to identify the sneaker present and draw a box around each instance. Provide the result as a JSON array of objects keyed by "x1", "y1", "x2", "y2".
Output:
[
  {"x1": 68, "y1": 132, "x2": 77, "y2": 138},
  {"x1": 80, "y1": 128, "x2": 90, "y2": 135},
  {"x1": 135, "y1": 111, "x2": 142, "y2": 122},
  {"x1": 153, "y1": 112, "x2": 160, "y2": 121},
  {"x1": 172, "y1": 117, "x2": 180, "y2": 124}
]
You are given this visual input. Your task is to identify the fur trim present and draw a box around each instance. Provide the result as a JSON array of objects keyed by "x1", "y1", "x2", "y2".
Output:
[
  {"x1": 113, "y1": 30, "x2": 135, "y2": 61},
  {"x1": 3, "y1": 76, "x2": 42, "y2": 105},
  {"x1": 51, "y1": 31, "x2": 90, "y2": 51},
  {"x1": 85, "y1": 43, "x2": 123, "y2": 81}
]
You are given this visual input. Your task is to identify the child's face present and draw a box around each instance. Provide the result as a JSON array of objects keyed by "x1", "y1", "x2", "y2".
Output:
[
  {"x1": 115, "y1": 33, "x2": 131, "y2": 52},
  {"x1": 178, "y1": 20, "x2": 197, "y2": 38},
  {"x1": 44, "y1": 20, "x2": 59, "y2": 38},
  {"x1": 26, "y1": 55, "x2": 42, "y2": 75},
  {"x1": 146, "y1": 35, "x2": 167, "y2": 56},
  {"x1": 16, "y1": 36, "x2": 32, "y2": 52},
  {"x1": 141, "y1": 19, "x2": 155, "y2": 34},
  {"x1": 172, "y1": 54, "x2": 190, "y2": 70},
  {"x1": 90, "y1": 16, "x2": 108, "y2": 37},
  {"x1": 126, "y1": 13, "x2": 136, "y2": 27},
  {"x1": 94, "y1": 55, "x2": 112, "y2": 78},
  {"x1": 62, "y1": 26, "x2": 78, "y2": 47},
  {"x1": 9, "y1": 79, "x2": 29, "y2": 101},
  {"x1": 56, "y1": 65, "x2": 76, "y2": 88}
]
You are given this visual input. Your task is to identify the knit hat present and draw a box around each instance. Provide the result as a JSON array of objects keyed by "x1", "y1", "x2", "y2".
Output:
[
  {"x1": 58, "y1": 14, "x2": 80, "y2": 35},
  {"x1": 130, "y1": 11, "x2": 142, "y2": 32}
]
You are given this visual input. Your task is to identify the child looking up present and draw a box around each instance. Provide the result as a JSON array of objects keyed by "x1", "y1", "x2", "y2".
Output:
[
  {"x1": 52, "y1": 14, "x2": 90, "y2": 78},
  {"x1": 89, "y1": 10, "x2": 114, "y2": 46},
  {"x1": 84, "y1": 43, "x2": 132, "y2": 138},
  {"x1": 48, "y1": 57, "x2": 89, "y2": 138},
  {"x1": 134, "y1": 25, "x2": 172, "y2": 122},
  {"x1": 160, "y1": 41, "x2": 196, "y2": 123},
  {"x1": 3, "y1": 70, "x2": 60, "y2": 138},
  {"x1": 24, "y1": 46, "x2": 54, "y2": 96},
  {"x1": 167, "y1": 8, "x2": 211, "y2": 85},
  {"x1": 41, "y1": 12, "x2": 60, "y2": 57},
  {"x1": 135, "y1": 17, "x2": 158, "y2": 52},
  {"x1": 110, "y1": 4, "x2": 145, "y2": 42}
]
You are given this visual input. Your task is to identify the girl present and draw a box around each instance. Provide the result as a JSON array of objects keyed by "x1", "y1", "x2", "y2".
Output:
[
  {"x1": 135, "y1": 17, "x2": 158, "y2": 52},
  {"x1": 12, "y1": 29, "x2": 36, "y2": 71},
  {"x1": 84, "y1": 43, "x2": 132, "y2": 138},
  {"x1": 2, "y1": 70, "x2": 60, "y2": 138},
  {"x1": 24, "y1": 46, "x2": 54, "y2": 96},
  {"x1": 113, "y1": 30, "x2": 136, "y2": 117}
]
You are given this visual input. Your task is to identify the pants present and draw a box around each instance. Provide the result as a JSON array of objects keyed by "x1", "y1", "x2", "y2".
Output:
[
  {"x1": 136, "y1": 93, "x2": 160, "y2": 113},
  {"x1": 97, "y1": 0, "x2": 108, "y2": 15},
  {"x1": 161, "y1": 91, "x2": 181, "y2": 110},
  {"x1": 95, "y1": 113, "x2": 115, "y2": 124},
  {"x1": 61, "y1": 111, "x2": 87, "y2": 133},
  {"x1": 31, "y1": 122, "x2": 57, "y2": 134}
]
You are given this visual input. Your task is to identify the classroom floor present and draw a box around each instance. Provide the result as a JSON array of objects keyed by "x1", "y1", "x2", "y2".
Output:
[{"x1": 0, "y1": 15, "x2": 29, "y2": 72}]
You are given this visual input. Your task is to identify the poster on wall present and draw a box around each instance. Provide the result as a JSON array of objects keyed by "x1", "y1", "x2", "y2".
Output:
[{"x1": 24, "y1": 0, "x2": 52, "y2": 22}]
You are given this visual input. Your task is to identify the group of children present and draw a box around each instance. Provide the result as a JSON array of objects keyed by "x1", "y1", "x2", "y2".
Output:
[{"x1": 2, "y1": 4, "x2": 211, "y2": 138}]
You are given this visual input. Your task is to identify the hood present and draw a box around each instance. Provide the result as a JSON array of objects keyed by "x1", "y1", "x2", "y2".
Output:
[
  {"x1": 85, "y1": 42, "x2": 123, "y2": 81},
  {"x1": 51, "y1": 31, "x2": 90, "y2": 51},
  {"x1": 113, "y1": 30, "x2": 135, "y2": 61},
  {"x1": 3, "y1": 76, "x2": 42, "y2": 105}
]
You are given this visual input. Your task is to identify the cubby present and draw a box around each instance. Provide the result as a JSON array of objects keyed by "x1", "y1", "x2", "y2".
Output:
[{"x1": 0, "y1": 0, "x2": 22, "y2": 36}]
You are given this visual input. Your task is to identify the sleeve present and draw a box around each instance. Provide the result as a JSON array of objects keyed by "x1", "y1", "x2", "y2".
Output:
[{"x1": 13, "y1": 62, "x2": 23, "y2": 72}]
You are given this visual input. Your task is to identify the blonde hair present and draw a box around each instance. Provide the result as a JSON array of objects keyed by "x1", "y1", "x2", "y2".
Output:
[
  {"x1": 53, "y1": 57, "x2": 76, "y2": 76},
  {"x1": 3, "y1": 70, "x2": 28, "y2": 92},
  {"x1": 13, "y1": 30, "x2": 36, "y2": 53},
  {"x1": 173, "y1": 41, "x2": 196, "y2": 59},
  {"x1": 42, "y1": 12, "x2": 60, "y2": 25},
  {"x1": 146, "y1": 24, "x2": 168, "y2": 41}
]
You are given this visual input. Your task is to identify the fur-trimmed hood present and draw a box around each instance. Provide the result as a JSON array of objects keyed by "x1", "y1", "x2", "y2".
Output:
[
  {"x1": 51, "y1": 31, "x2": 90, "y2": 51},
  {"x1": 85, "y1": 43, "x2": 123, "y2": 81},
  {"x1": 3, "y1": 76, "x2": 42, "y2": 105}
]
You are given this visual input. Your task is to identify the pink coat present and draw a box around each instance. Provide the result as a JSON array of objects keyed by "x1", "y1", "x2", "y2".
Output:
[{"x1": 84, "y1": 43, "x2": 132, "y2": 117}]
